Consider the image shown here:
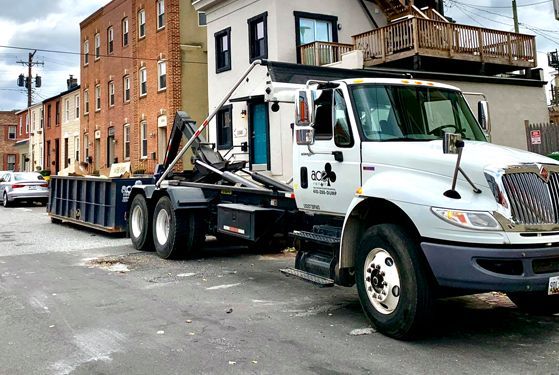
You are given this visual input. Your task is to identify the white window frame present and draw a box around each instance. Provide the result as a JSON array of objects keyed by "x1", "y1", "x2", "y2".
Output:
[
  {"x1": 75, "y1": 136, "x2": 80, "y2": 162},
  {"x1": 157, "y1": 0, "x2": 165, "y2": 30},
  {"x1": 19, "y1": 116, "x2": 22, "y2": 135},
  {"x1": 139, "y1": 68, "x2": 147, "y2": 97},
  {"x1": 7, "y1": 154, "x2": 16, "y2": 170},
  {"x1": 8, "y1": 126, "x2": 16, "y2": 140},
  {"x1": 122, "y1": 18, "x2": 129, "y2": 46},
  {"x1": 124, "y1": 124, "x2": 130, "y2": 160},
  {"x1": 108, "y1": 81, "x2": 115, "y2": 107},
  {"x1": 25, "y1": 115, "x2": 29, "y2": 133},
  {"x1": 94, "y1": 33, "x2": 101, "y2": 60},
  {"x1": 75, "y1": 94, "x2": 80, "y2": 118},
  {"x1": 140, "y1": 121, "x2": 148, "y2": 159},
  {"x1": 138, "y1": 9, "x2": 146, "y2": 39},
  {"x1": 158, "y1": 60, "x2": 167, "y2": 91},
  {"x1": 64, "y1": 98, "x2": 70, "y2": 122},
  {"x1": 84, "y1": 40, "x2": 89, "y2": 65},
  {"x1": 84, "y1": 134, "x2": 89, "y2": 162},
  {"x1": 123, "y1": 75, "x2": 131, "y2": 102},
  {"x1": 84, "y1": 89, "x2": 89, "y2": 114},
  {"x1": 198, "y1": 12, "x2": 207, "y2": 27},
  {"x1": 107, "y1": 26, "x2": 114, "y2": 54},
  {"x1": 95, "y1": 84, "x2": 101, "y2": 111}
]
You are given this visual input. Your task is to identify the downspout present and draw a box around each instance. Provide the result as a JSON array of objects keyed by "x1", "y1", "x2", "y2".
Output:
[{"x1": 359, "y1": 0, "x2": 379, "y2": 29}]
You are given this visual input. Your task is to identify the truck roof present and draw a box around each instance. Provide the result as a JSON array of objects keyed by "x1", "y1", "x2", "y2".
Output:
[{"x1": 333, "y1": 77, "x2": 461, "y2": 92}]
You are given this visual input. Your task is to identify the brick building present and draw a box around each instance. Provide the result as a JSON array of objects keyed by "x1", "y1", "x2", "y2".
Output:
[
  {"x1": 14, "y1": 109, "x2": 30, "y2": 171},
  {"x1": 0, "y1": 111, "x2": 19, "y2": 171},
  {"x1": 80, "y1": 0, "x2": 207, "y2": 174},
  {"x1": 43, "y1": 93, "x2": 62, "y2": 175}
]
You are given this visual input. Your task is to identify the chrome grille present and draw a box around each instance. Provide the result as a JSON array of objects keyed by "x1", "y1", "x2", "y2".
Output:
[{"x1": 502, "y1": 172, "x2": 559, "y2": 225}]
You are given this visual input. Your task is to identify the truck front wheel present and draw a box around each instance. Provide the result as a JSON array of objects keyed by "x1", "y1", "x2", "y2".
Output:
[
  {"x1": 508, "y1": 292, "x2": 559, "y2": 315},
  {"x1": 129, "y1": 194, "x2": 153, "y2": 251},
  {"x1": 356, "y1": 224, "x2": 434, "y2": 340},
  {"x1": 152, "y1": 196, "x2": 205, "y2": 259}
]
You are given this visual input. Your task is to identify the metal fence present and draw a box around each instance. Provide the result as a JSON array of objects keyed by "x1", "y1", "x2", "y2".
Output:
[{"x1": 525, "y1": 121, "x2": 559, "y2": 155}]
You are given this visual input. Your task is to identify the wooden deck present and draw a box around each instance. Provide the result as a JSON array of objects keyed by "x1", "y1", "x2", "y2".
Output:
[{"x1": 299, "y1": 17, "x2": 537, "y2": 72}]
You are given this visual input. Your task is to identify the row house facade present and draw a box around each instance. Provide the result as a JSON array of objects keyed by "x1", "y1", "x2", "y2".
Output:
[
  {"x1": 0, "y1": 111, "x2": 20, "y2": 172},
  {"x1": 28, "y1": 103, "x2": 44, "y2": 172},
  {"x1": 80, "y1": 0, "x2": 208, "y2": 174},
  {"x1": 14, "y1": 109, "x2": 30, "y2": 172},
  {"x1": 194, "y1": 0, "x2": 548, "y2": 180}
]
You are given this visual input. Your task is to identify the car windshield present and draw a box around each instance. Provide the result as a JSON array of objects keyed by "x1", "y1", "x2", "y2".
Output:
[
  {"x1": 14, "y1": 173, "x2": 44, "y2": 181},
  {"x1": 350, "y1": 84, "x2": 487, "y2": 142}
]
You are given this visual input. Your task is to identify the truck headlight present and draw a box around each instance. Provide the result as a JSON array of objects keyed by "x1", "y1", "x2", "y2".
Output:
[{"x1": 431, "y1": 208, "x2": 502, "y2": 231}]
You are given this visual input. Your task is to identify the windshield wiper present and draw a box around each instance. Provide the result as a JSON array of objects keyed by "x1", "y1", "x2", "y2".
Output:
[{"x1": 380, "y1": 137, "x2": 432, "y2": 142}]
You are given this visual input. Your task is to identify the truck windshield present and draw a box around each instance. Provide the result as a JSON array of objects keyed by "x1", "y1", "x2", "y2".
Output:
[{"x1": 350, "y1": 84, "x2": 487, "y2": 142}]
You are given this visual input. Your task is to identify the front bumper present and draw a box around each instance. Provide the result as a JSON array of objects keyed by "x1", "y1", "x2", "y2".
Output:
[{"x1": 421, "y1": 242, "x2": 559, "y2": 293}]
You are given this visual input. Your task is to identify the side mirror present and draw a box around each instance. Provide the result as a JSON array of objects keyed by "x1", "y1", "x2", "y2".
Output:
[
  {"x1": 478, "y1": 100, "x2": 491, "y2": 133},
  {"x1": 443, "y1": 133, "x2": 462, "y2": 154},
  {"x1": 296, "y1": 127, "x2": 315, "y2": 146},
  {"x1": 295, "y1": 90, "x2": 314, "y2": 127}
]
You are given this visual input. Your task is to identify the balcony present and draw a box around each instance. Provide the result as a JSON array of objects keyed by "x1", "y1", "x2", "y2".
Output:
[{"x1": 300, "y1": 17, "x2": 537, "y2": 75}]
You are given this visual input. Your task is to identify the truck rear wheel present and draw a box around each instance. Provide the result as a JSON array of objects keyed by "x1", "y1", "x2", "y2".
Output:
[
  {"x1": 356, "y1": 224, "x2": 433, "y2": 340},
  {"x1": 152, "y1": 196, "x2": 205, "y2": 259},
  {"x1": 508, "y1": 292, "x2": 559, "y2": 315},
  {"x1": 129, "y1": 194, "x2": 153, "y2": 251}
]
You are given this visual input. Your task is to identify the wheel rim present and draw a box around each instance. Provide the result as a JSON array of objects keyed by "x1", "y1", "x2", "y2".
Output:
[
  {"x1": 130, "y1": 205, "x2": 144, "y2": 238},
  {"x1": 364, "y1": 247, "x2": 401, "y2": 315},
  {"x1": 3, "y1": 193, "x2": 7, "y2": 207},
  {"x1": 155, "y1": 208, "x2": 170, "y2": 246}
]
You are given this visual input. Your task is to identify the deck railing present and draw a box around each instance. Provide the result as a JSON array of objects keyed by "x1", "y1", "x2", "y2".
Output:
[
  {"x1": 352, "y1": 17, "x2": 537, "y2": 68},
  {"x1": 299, "y1": 41, "x2": 354, "y2": 66}
]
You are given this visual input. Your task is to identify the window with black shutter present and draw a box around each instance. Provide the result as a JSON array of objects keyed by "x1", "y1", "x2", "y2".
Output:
[
  {"x1": 215, "y1": 28, "x2": 231, "y2": 73},
  {"x1": 216, "y1": 105, "x2": 233, "y2": 150},
  {"x1": 248, "y1": 13, "x2": 267, "y2": 62}
]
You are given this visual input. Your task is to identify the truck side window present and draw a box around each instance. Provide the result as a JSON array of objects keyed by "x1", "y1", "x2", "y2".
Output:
[
  {"x1": 313, "y1": 90, "x2": 333, "y2": 140},
  {"x1": 333, "y1": 90, "x2": 353, "y2": 147}
]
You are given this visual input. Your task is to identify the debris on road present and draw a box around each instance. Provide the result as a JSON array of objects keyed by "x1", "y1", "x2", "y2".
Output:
[
  {"x1": 157, "y1": 330, "x2": 165, "y2": 335},
  {"x1": 349, "y1": 328, "x2": 377, "y2": 336},
  {"x1": 226, "y1": 308, "x2": 233, "y2": 314},
  {"x1": 85, "y1": 257, "x2": 130, "y2": 273}
]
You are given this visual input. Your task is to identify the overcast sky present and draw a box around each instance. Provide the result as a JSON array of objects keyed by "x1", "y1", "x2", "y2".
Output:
[{"x1": 0, "y1": 0, "x2": 557, "y2": 111}]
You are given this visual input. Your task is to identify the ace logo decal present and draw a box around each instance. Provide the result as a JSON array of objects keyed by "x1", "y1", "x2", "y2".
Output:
[{"x1": 311, "y1": 163, "x2": 337, "y2": 196}]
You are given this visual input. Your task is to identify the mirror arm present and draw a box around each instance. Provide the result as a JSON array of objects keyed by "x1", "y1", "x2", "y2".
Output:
[{"x1": 458, "y1": 167, "x2": 482, "y2": 194}]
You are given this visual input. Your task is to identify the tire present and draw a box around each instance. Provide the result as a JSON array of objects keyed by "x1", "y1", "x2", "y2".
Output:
[
  {"x1": 355, "y1": 224, "x2": 434, "y2": 340},
  {"x1": 508, "y1": 292, "x2": 559, "y2": 315},
  {"x1": 2, "y1": 192, "x2": 10, "y2": 208},
  {"x1": 152, "y1": 196, "x2": 206, "y2": 259},
  {"x1": 129, "y1": 194, "x2": 153, "y2": 251}
]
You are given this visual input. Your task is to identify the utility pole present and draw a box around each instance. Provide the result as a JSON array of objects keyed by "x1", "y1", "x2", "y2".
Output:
[
  {"x1": 16, "y1": 50, "x2": 44, "y2": 107},
  {"x1": 512, "y1": 0, "x2": 519, "y2": 33}
]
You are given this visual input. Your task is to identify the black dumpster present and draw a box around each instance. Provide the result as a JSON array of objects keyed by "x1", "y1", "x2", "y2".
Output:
[{"x1": 48, "y1": 176, "x2": 152, "y2": 233}]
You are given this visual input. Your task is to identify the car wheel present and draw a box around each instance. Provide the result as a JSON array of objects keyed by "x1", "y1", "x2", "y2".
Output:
[
  {"x1": 129, "y1": 194, "x2": 153, "y2": 251},
  {"x1": 508, "y1": 292, "x2": 559, "y2": 315},
  {"x1": 2, "y1": 192, "x2": 10, "y2": 208},
  {"x1": 356, "y1": 224, "x2": 434, "y2": 340},
  {"x1": 152, "y1": 195, "x2": 205, "y2": 260}
]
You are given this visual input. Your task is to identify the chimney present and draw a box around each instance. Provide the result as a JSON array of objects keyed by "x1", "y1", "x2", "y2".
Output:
[{"x1": 67, "y1": 75, "x2": 78, "y2": 89}]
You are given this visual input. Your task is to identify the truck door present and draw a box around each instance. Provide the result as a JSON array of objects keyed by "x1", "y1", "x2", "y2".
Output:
[{"x1": 294, "y1": 88, "x2": 361, "y2": 215}]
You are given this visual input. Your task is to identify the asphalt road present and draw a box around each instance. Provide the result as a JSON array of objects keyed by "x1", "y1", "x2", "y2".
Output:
[{"x1": 1, "y1": 205, "x2": 558, "y2": 375}]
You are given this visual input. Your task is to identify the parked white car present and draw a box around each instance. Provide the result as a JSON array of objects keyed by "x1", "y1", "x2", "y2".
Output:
[{"x1": 0, "y1": 172, "x2": 49, "y2": 207}]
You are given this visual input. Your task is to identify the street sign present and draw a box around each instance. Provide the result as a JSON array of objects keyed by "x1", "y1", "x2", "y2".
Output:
[{"x1": 531, "y1": 130, "x2": 542, "y2": 145}]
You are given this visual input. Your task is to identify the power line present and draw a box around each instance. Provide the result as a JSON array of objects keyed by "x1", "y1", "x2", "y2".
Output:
[{"x1": 450, "y1": 0, "x2": 551, "y2": 8}]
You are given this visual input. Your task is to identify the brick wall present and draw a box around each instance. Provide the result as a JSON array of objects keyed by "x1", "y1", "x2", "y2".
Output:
[
  {"x1": 0, "y1": 111, "x2": 19, "y2": 171},
  {"x1": 43, "y1": 96, "x2": 62, "y2": 175}
]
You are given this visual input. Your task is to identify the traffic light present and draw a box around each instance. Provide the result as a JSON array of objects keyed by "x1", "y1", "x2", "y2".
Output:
[
  {"x1": 35, "y1": 75, "x2": 42, "y2": 88},
  {"x1": 17, "y1": 74, "x2": 24, "y2": 87}
]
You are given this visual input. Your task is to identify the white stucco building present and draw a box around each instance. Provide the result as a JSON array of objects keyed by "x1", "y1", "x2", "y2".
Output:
[
  {"x1": 28, "y1": 103, "x2": 44, "y2": 172},
  {"x1": 60, "y1": 85, "x2": 81, "y2": 172}
]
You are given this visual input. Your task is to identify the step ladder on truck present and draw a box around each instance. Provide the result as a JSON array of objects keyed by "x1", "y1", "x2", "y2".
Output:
[{"x1": 127, "y1": 60, "x2": 559, "y2": 339}]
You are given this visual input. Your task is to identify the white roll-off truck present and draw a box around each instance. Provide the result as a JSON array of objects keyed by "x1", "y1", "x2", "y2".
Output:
[{"x1": 127, "y1": 60, "x2": 559, "y2": 339}]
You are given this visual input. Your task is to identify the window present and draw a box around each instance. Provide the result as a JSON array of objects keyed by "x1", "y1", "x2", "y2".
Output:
[
  {"x1": 294, "y1": 12, "x2": 338, "y2": 63},
  {"x1": 83, "y1": 40, "x2": 89, "y2": 65},
  {"x1": 108, "y1": 81, "x2": 115, "y2": 107},
  {"x1": 47, "y1": 105, "x2": 51, "y2": 128},
  {"x1": 75, "y1": 136, "x2": 80, "y2": 161},
  {"x1": 123, "y1": 75, "x2": 131, "y2": 102},
  {"x1": 216, "y1": 105, "x2": 232, "y2": 150},
  {"x1": 84, "y1": 89, "x2": 89, "y2": 114},
  {"x1": 19, "y1": 116, "x2": 22, "y2": 135},
  {"x1": 122, "y1": 18, "x2": 129, "y2": 46},
  {"x1": 312, "y1": 90, "x2": 333, "y2": 140},
  {"x1": 8, "y1": 126, "x2": 16, "y2": 140},
  {"x1": 64, "y1": 98, "x2": 70, "y2": 122},
  {"x1": 198, "y1": 12, "x2": 207, "y2": 27},
  {"x1": 83, "y1": 134, "x2": 89, "y2": 162},
  {"x1": 248, "y1": 13, "x2": 267, "y2": 62},
  {"x1": 56, "y1": 101, "x2": 60, "y2": 125},
  {"x1": 139, "y1": 68, "x2": 147, "y2": 96},
  {"x1": 39, "y1": 108, "x2": 43, "y2": 129},
  {"x1": 138, "y1": 9, "x2": 146, "y2": 38},
  {"x1": 107, "y1": 27, "x2": 114, "y2": 54},
  {"x1": 140, "y1": 121, "x2": 148, "y2": 158},
  {"x1": 95, "y1": 85, "x2": 101, "y2": 111},
  {"x1": 333, "y1": 90, "x2": 352, "y2": 147},
  {"x1": 7, "y1": 155, "x2": 16, "y2": 170},
  {"x1": 215, "y1": 28, "x2": 231, "y2": 73},
  {"x1": 157, "y1": 0, "x2": 165, "y2": 29},
  {"x1": 124, "y1": 124, "x2": 130, "y2": 160},
  {"x1": 158, "y1": 61, "x2": 167, "y2": 90},
  {"x1": 75, "y1": 94, "x2": 80, "y2": 118},
  {"x1": 94, "y1": 33, "x2": 101, "y2": 60},
  {"x1": 25, "y1": 115, "x2": 29, "y2": 133}
]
